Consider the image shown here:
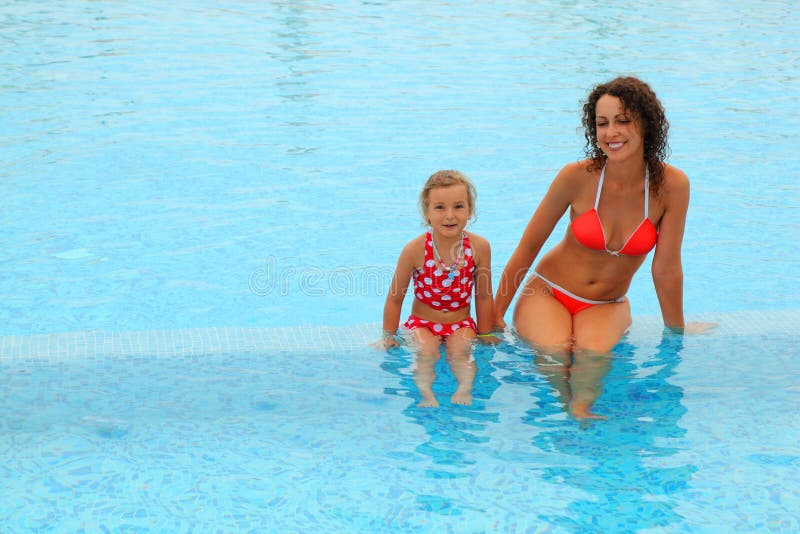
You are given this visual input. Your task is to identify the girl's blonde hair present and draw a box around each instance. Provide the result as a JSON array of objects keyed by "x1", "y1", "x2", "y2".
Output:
[{"x1": 418, "y1": 170, "x2": 477, "y2": 225}]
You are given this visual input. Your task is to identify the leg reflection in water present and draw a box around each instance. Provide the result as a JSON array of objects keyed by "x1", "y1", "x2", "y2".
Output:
[{"x1": 531, "y1": 345, "x2": 612, "y2": 420}]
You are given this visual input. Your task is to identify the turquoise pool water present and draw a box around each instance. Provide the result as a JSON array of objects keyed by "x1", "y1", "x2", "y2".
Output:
[
  {"x1": 2, "y1": 1, "x2": 799, "y2": 532},
  {"x1": 2, "y1": 314, "x2": 799, "y2": 531}
]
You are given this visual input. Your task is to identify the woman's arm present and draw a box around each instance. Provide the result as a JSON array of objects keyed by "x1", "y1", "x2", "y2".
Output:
[
  {"x1": 494, "y1": 165, "x2": 576, "y2": 325},
  {"x1": 651, "y1": 168, "x2": 690, "y2": 330}
]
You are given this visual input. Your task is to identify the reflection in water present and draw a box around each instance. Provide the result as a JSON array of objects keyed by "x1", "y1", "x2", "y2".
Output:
[
  {"x1": 501, "y1": 332, "x2": 697, "y2": 530},
  {"x1": 380, "y1": 344, "x2": 501, "y2": 480},
  {"x1": 532, "y1": 346, "x2": 615, "y2": 420}
]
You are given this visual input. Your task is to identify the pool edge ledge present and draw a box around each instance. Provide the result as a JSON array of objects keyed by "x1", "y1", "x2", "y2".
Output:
[{"x1": 1, "y1": 309, "x2": 797, "y2": 361}]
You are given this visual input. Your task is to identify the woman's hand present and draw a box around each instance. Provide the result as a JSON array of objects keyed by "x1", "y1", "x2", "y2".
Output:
[
  {"x1": 685, "y1": 322, "x2": 717, "y2": 334},
  {"x1": 667, "y1": 322, "x2": 717, "y2": 335}
]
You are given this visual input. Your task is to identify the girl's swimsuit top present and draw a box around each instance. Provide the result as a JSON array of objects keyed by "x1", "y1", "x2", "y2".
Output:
[
  {"x1": 412, "y1": 232, "x2": 475, "y2": 312},
  {"x1": 571, "y1": 165, "x2": 658, "y2": 256}
]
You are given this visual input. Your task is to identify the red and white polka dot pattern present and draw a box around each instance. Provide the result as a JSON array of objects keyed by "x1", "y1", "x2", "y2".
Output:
[
  {"x1": 412, "y1": 232, "x2": 475, "y2": 312},
  {"x1": 403, "y1": 315, "x2": 477, "y2": 337}
]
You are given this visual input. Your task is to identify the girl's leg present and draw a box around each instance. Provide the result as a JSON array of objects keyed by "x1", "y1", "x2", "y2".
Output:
[
  {"x1": 444, "y1": 327, "x2": 477, "y2": 405},
  {"x1": 408, "y1": 327, "x2": 443, "y2": 407}
]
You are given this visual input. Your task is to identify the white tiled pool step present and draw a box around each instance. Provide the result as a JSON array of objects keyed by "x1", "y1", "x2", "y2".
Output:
[{"x1": 1, "y1": 309, "x2": 797, "y2": 361}]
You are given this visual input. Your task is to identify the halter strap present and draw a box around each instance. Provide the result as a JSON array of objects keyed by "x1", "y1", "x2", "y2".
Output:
[{"x1": 595, "y1": 164, "x2": 650, "y2": 218}]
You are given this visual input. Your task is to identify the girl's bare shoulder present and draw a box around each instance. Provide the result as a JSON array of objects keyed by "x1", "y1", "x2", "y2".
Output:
[
  {"x1": 465, "y1": 231, "x2": 489, "y2": 247},
  {"x1": 399, "y1": 233, "x2": 428, "y2": 263},
  {"x1": 464, "y1": 231, "x2": 491, "y2": 262}
]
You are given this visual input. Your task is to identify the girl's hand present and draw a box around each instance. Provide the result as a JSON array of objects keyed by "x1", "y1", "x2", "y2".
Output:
[{"x1": 371, "y1": 334, "x2": 400, "y2": 351}]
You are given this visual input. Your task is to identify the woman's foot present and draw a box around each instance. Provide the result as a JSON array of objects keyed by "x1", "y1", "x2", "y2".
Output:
[{"x1": 570, "y1": 401, "x2": 606, "y2": 420}]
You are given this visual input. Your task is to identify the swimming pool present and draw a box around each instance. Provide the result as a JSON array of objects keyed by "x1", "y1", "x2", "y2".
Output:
[
  {"x1": 2, "y1": 0, "x2": 799, "y2": 531},
  {"x1": 2, "y1": 313, "x2": 799, "y2": 531}
]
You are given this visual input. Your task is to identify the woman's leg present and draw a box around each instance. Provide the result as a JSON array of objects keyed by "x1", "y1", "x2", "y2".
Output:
[
  {"x1": 513, "y1": 276, "x2": 574, "y2": 352},
  {"x1": 572, "y1": 299, "x2": 631, "y2": 354},
  {"x1": 567, "y1": 349, "x2": 612, "y2": 419},
  {"x1": 567, "y1": 300, "x2": 631, "y2": 418},
  {"x1": 513, "y1": 277, "x2": 576, "y2": 412},
  {"x1": 444, "y1": 327, "x2": 477, "y2": 405},
  {"x1": 532, "y1": 350, "x2": 573, "y2": 408},
  {"x1": 407, "y1": 327, "x2": 443, "y2": 407}
]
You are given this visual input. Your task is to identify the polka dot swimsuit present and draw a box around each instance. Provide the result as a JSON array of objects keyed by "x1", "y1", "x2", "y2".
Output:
[
  {"x1": 403, "y1": 232, "x2": 477, "y2": 338},
  {"x1": 412, "y1": 232, "x2": 475, "y2": 311},
  {"x1": 403, "y1": 315, "x2": 477, "y2": 337}
]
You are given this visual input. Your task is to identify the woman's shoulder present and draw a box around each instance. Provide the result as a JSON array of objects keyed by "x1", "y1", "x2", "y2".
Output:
[
  {"x1": 546, "y1": 160, "x2": 596, "y2": 200},
  {"x1": 555, "y1": 160, "x2": 595, "y2": 184},
  {"x1": 661, "y1": 163, "x2": 690, "y2": 196},
  {"x1": 563, "y1": 159, "x2": 594, "y2": 173},
  {"x1": 663, "y1": 163, "x2": 689, "y2": 182}
]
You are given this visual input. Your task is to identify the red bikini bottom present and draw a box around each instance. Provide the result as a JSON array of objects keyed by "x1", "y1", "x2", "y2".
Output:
[
  {"x1": 535, "y1": 272, "x2": 626, "y2": 316},
  {"x1": 403, "y1": 315, "x2": 477, "y2": 337}
]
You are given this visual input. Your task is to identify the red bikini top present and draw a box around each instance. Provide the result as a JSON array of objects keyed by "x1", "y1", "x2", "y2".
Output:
[
  {"x1": 412, "y1": 232, "x2": 475, "y2": 312},
  {"x1": 571, "y1": 165, "x2": 658, "y2": 256}
]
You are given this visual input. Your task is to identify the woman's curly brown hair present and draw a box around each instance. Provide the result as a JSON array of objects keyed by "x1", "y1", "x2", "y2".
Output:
[{"x1": 581, "y1": 76, "x2": 670, "y2": 194}]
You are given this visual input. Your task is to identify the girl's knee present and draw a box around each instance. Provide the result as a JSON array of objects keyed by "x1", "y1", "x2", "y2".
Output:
[
  {"x1": 412, "y1": 336, "x2": 442, "y2": 360},
  {"x1": 445, "y1": 348, "x2": 473, "y2": 365},
  {"x1": 444, "y1": 329, "x2": 474, "y2": 350},
  {"x1": 417, "y1": 345, "x2": 441, "y2": 361}
]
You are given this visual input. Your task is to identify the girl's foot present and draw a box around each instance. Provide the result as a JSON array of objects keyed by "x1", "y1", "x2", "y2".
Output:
[
  {"x1": 451, "y1": 389, "x2": 473, "y2": 406},
  {"x1": 418, "y1": 394, "x2": 439, "y2": 408}
]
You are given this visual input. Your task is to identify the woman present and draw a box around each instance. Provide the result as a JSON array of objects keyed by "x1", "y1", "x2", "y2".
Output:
[{"x1": 494, "y1": 77, "x2": 711, "y2": 417}]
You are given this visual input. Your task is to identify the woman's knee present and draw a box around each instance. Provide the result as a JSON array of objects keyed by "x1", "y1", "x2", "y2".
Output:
[
  {"x1": 513, "y1": 292, "x2": 573, "y2": 350},
  {"x1": 514, "y1": 313, "x2": 573, "y2": 353},
  {"x1": 572, "y1": 303, "x2": 630, "y2": 353},
  {"x1": 572, "y1": 326, "x2": 627, "y2": 354}
]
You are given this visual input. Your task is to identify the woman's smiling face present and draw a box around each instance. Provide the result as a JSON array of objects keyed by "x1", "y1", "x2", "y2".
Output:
[{"x1": 595, "y1": 94, "x2": 644, "y2": 160}]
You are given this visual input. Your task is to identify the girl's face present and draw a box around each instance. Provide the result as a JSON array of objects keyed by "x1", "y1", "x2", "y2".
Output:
[
  {"x1": 425, "y1": 184, "x2": 472, "y2": 238},
  {"x1": 595, "y1": 94, "x2": 644, "y2": 161}
]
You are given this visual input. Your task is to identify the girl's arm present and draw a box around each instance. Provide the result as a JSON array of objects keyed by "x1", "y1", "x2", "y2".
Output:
[
  {"x1": 381, "y1": 238, "x2": 419, "y2": 344},
  {"x1": 494, "y1": 165, "x2": 576, "y2": 325},
  {"x1": 470, "y1": 234, "x2": 498, "y2": 342},
  {"x1": 651, "y1": 168, "x2": 689, "y2": 330}
]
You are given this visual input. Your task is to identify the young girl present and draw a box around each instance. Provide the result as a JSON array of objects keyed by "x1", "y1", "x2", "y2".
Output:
[{"x1": 380, "y1": 170, "x2": 499, "y2": 407}]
